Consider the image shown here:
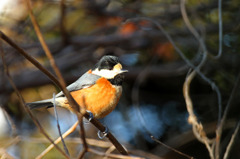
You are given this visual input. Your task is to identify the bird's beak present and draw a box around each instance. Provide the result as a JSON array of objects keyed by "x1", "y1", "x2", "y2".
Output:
[
  {"x1": 113, "y1": 63, "x2": 128, "y2": 74},
  {"x1": 119, "y1": 69, "x2": 128, "y2": 73}
]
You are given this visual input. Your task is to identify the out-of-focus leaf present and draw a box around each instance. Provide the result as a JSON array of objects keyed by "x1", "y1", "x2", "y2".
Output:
[{"x1": 153, "y1": 42, "x2": 177, "y2": 61}]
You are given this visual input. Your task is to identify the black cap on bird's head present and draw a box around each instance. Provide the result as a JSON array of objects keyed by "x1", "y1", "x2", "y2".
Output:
[
  {"x1": 95, "y1": 55, "x2": 120, "y2": 71},
  {"x1": 92, "y1": 55, "x2": 128, "y2": 83}
]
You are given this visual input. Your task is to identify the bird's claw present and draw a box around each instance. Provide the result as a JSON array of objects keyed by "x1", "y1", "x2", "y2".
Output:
[
  {"x1": 98, "y1": 126, "x2": 109, "y2": 139},
  {"x1": 86, "y1": 110, "x2": 94, "y2": 122}
]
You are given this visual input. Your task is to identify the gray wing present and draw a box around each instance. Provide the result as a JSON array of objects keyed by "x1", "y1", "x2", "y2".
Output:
[{"x1": 56, "y1": 72, "x2": 101, "y2": 97}]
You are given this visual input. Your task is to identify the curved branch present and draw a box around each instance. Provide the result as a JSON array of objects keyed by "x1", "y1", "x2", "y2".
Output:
[
  {"x1": 183, "y1": 70, "x2": 214, "y2": 159},
  {"x1": 179, "y1": 0, "x2": 222, "y2": 124}
]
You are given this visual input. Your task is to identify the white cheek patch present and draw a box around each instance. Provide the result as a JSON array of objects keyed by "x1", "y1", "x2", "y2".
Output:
[{"x1": 92, "y1": 69, "x2": 118, "y2": 79}]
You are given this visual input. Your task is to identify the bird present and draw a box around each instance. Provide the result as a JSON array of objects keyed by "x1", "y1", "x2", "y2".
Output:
[{"x1": 27, "y1": 55, "x2": 128, "y2": 119}]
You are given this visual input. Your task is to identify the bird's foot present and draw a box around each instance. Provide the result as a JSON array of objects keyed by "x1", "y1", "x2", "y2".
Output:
[{"x1": 98, "y1": 126, "x2": 109, "y2": 139}]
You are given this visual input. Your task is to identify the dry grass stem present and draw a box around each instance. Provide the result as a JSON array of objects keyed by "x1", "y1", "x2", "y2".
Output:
[
  {"x1": 89, "y1": 148, "x2": 143, "y2": 159},
  {"x1": 183, "y1": 71, "x2": 214, "y2": 159},
  {"x1": 223, "y1": 122, "x2": 240, "y2": 159},
  {"x1": 36, "y1": 121, "x2": 79, "y2": 159}
]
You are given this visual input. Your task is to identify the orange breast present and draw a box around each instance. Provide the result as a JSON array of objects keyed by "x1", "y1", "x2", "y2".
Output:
[{"x1": 70, "y1": 77, "x2": 121, "y2": 118}]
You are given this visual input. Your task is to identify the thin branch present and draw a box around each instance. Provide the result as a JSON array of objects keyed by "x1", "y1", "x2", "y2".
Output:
[
  {"x1": 0, "y1": 42, "x2": 70, "y2": 159},
  {"x1": 37, "y1": 121, "x2": 79, "y2": 159},
  {"x1": 214, "y1": 0, "x2": 223, "y2": 59},
  {"x1": 25, "y1": 0, "x2": 65, "y2": 85},
  {"x1": 77, "y1": 113, "x2": 88, "y2": 159},
  {"x1": 0, "y1": 31, "x2": 61, "y2": 89},
  {"x1": 223, "y1": 122, "x2": 240, "y2": 159},
  {"x1": 103, "y1": 145, "x2": 116, "y2": 159},
  {"x1": 89, "y1": 148, "x2": 142, "y2": 159},
  {"x1": 218, "y1": 72, "x2": 240, "y2": 132},
  {"x1": 22, "y1": 136, "x2": 112, "y2": 148},
  {"x1": 25, "y1": 0, "x2": 80, "y2": 113},
  {"x1": 179, "y1": 0, "x2": 208, "y2": 65},
  {"x1": 128, "y1": 149, "x2": 164, "y2": 159},
  {"x1": 216, "y1": 72, "x2": 240, "y2": 159},
  {"x1": 151, "y1": 136, "x2": 194, "y2": 159},
  {"x1": 53, "y1": 93, "x2": 70, "y2": 155},
  {"x1": 183, "y1": 70, "x2": 214, "y2": 159}
]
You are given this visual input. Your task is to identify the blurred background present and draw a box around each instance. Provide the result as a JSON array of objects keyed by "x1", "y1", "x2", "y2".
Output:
[{"x1": 0, "y1": 0, "x2": 240, "y2": 158}]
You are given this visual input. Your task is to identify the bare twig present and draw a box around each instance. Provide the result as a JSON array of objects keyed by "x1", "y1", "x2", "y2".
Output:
[
  {"x1": 89, "y1": 148, "x2": 142, "y2": 159},
  {"x1": 223, "y1": 122, "x2": 240, "y2": 159},
  {"x1": 26, "y1": 0, "x2": 64, "y2": 84},
  {"x1": 103, "y1": 145, "x2": 116, "y2": 159},
  {"x1": 129, "y1": 149, "x2": 164, "y2": 159},
  {"x1": 25, "y1": 0, "x2": 80, "y2": 113},
  {"x1": 183, "y1": 70, "x2": 214, "y2": 159},
  {"x1": 151, "y1": 136, "x2": 194, "y2": 159},
  {"x1": 216, "y1": 72, "x2": 240, "y2": 159},
  {"x1": 220, "y1": 71, "x2": 240, "y2": 125},
  {"x1": 37, "y1": 121, "x2": 79, "y2": 159},
  {"x1": 0, "y1": 31, "x2": 62, "y2": 89},
  {"x1": 23, "y1": 136, "x2": 112, "y2": 148},
  {"x1": 53, "y1": 93, "x2": 70, "y2": 155},
  {"x1": 179, "y1": 0, "x2": 214, "y2": 150},
  {"x1": 214, "y1": 0, "x2": 223, "y2": 59},
  {"x1": 0, "y1": 42, "x2": 70, "y2": 159},
  {"x1": 77, "y1": 113, "x2": 88, "y2": 159}
]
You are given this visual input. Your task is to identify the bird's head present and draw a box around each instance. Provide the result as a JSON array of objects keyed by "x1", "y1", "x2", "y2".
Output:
[{"x1": 92, "y1": 55, "x2": 128, "y2": 85}]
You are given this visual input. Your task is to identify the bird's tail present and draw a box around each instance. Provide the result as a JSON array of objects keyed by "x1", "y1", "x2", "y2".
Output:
[{"x1": 26, "y1": 99, "x2": 53, "y2": 110}]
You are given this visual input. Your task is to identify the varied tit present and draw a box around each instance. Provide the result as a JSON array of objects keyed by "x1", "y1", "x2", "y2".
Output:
[{"x1": 27, "y1": 55, "x2": 128, "y2": 119}]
